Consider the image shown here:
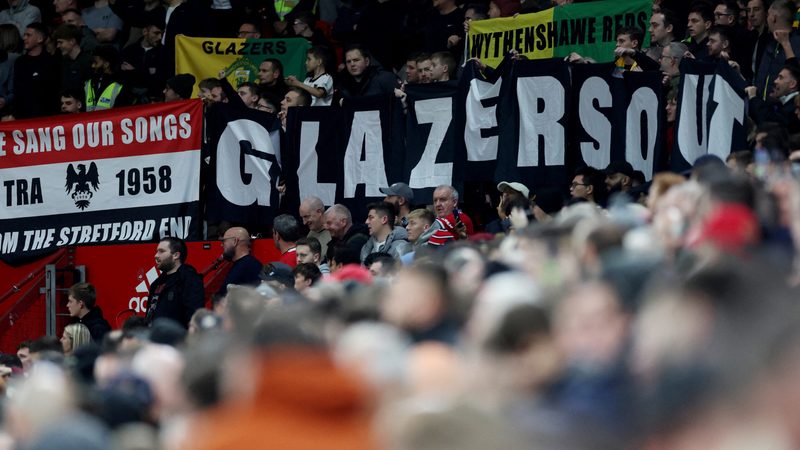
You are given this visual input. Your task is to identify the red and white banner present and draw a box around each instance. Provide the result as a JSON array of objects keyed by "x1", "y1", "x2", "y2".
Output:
[{"x1": 0, "y1": 100, "x2": 203, "y2": 264}]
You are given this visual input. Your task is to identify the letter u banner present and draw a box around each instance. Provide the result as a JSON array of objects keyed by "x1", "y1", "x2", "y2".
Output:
[
  {"x1": 672, "y1": 59, "x2": 747, "y2": 173},
  {"x1": 0, "y1": 100, "x2": 203, "y2": 265},
  {"x1": 467, "y1": 0, "x2": 651, "y2": 68},
  {"x1": 175, "y1": 36, "x2": 310, "y2": 97}
]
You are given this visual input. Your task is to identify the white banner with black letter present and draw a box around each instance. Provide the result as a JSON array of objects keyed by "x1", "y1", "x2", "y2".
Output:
[{"x1": 204, "y1": 103, "x2": 283, "y2": 226}]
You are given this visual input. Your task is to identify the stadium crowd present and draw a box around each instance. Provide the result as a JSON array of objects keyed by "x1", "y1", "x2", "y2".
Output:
[{"x1": 4, "y1": 0, "x2": 800, "y2": 449}]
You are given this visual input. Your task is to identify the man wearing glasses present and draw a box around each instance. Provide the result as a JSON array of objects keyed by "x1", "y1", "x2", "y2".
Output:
[
  {"x1": 569, "y1": 166, "x2": 606, "y2": 206},
  {"x1": 714, "y1": 1, "x2": 740, "y2": 26},
  {"x1": 217, "y1": 226, "x2": 263, "y2": 295},
  {"x1": 237, "y1": 21, "x2": 261, "y2": 39},
  {"x1": 660, "y1": 42, "x2": 689, "y2": 91},
  {"x1": 713, "y1": 1, "x2": 752, "y2": 79}
]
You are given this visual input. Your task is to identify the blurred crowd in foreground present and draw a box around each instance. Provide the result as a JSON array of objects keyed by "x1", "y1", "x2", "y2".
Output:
[{"x1": 1, "y1": 150, "x2": 800, "y2": 450}]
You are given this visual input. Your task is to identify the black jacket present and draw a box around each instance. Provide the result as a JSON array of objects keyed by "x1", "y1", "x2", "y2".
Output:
[
  {"x1": 326, "y1": 223, "x2": 369, "y2": 261},
  {"x1": 12, "y1": 51, "x2": 60, "y2": 118},
  {"x1": 79, "y1": 306, "x2": 112, "y2": 342},
  {"x1": 145, "y1": 263, "x2": 204, "y2": 328},
  {"x1": 338, "y1": 65, "x2": 397, "y2": 101}
]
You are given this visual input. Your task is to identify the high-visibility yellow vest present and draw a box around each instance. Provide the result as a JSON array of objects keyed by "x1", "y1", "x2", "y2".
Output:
[
  {"x1": 85, "y1": 80, "x2": 123, "y2": 112},
  {"x1": 274, "y1": 0, "x2": 299, "y2": 21}
]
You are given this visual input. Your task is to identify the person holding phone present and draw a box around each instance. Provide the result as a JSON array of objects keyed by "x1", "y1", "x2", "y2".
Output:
[{"x1": 422, "y1": 185, "x2": 475, "y2": 246}]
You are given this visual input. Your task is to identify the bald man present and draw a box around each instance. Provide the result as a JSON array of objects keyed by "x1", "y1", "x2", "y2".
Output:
[
  {"x1": 298, "y1": 196, "x2": 331, "y2": 260},
  {"x1": 218, "y1": 226, "x2": 263, "y2": 295}
]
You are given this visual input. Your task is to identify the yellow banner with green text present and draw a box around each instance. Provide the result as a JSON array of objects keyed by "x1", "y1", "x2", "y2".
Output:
[
  {"x1": 175, "y1": 36, "x2": 310, "y2": 97},
  {"x1": 467, "y1": 0, "x2": 651, "y2": 67}
]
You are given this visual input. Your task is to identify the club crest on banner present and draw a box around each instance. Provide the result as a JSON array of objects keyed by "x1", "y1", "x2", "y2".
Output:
[{"x1": 65, "y1": 162, "x2": 100, "y2": 210}]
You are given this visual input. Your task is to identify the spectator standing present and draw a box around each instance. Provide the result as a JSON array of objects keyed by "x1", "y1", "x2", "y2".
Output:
[
  {"x1": 218, "y1": 226, "x2": 263, "y2": 294},
  {"x1": 12, "y1": 22, "x2": 60, "y2": 118},
  {"x1": 61, "y1": 9, "x2": 98, "y2": 53},
  {"x1": 660, "y1": 42, "x2": 689, "y2": 92},
  {"x1": 65, "y1": 282, "x2": 111, "y2": 342},
  {"x1": 286, "y1": 46, "x2": 333, "y2": 106},
  {"x1": 338, "y1": 44, "x2": 397, "y2": 102},
  {"x1": 747, "y1": 0, "x2": 771, "y2": 82},
  {"x1": 258, "y1": 58, "x2": 288, "y2": 107},
  {"x1": 235, "y1": 81, "x2": 260, "y2": 108},
  {"x1": 0, "y1": 23, "x2": 19, "y2": 113},
  {"x1": 425, "y1": 0, "x2": 464, "y2": 56},
  {"x1": 53, "y1": 24, "x2": 91, "y2": 93},
  {"x1": 84, "y1": 44, "x2": 132, "y2": 110},
  {"x1": 81, "y1": 0, "x2": 123, "y2": 45},
  {"x1": 429, "y1": 51, "x2": 456, "y2": 82},
  {"x1": 162, "y1": 0, "x2": 208, "y2": 77},
  {"x1": 291, "y1": 11, "x2": 330, "y2": 48},
  {"x1": 356, "y1": 0, "x2": 407, "y2": 71},
  {"x1": 754, "y1": 0, "x2": 800, "y2": 100},
  {"x1": 120, "y1": 18, "x2": 165, "y2": 103},
  {"x1": 145, "y1": 237, "x2": 205, "y2": 328},
  {"x1": 646, "y1": 9, "x2": 677, "y2": 62},
  {"x1": 684, "y1": 1, "x2": 714, "y2": 60},
  {"x1": 0, "y1": 0, "x2": 40, "y2": 36}
]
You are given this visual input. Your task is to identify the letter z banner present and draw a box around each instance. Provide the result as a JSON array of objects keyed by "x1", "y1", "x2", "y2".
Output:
[{"x1": 0, "y1": 100, "x2": 202, "y2": 265}]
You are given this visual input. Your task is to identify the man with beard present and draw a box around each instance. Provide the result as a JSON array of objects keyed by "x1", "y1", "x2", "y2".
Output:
[
  {"x1": 145, "y1": 237, "x2": 204, "y2": 328},
  {"x1": 380, "y1": 182, "x2": 413, "y2": 226},
  {"x1": 747, "y1": 65, "x2": 800, "y2": 133},
  {"x1": 84, "y1": 44, "x2": 132, "y2": 111},
  {"x1": 217, "y1": 226, "x2": 262, "y2": 295},
  {"x1": 120, "y1": 18, "x2": 165, "y2": 103},
  {"x1": 604, "y1": 161, "x2": 635, "y2": 199}
]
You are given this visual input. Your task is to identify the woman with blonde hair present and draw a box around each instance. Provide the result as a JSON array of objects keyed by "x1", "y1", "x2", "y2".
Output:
[{"x1": 61, "y1": 323, "x2": 92, "y2": 355}]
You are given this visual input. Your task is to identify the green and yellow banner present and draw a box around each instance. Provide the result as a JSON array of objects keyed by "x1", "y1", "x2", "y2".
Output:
[
  {"x1": 467, "y1": 0, "x2": 651, "y2": 67},
  {"x1": 175, "y1": 36, "x2": 310, "y2": 97}
]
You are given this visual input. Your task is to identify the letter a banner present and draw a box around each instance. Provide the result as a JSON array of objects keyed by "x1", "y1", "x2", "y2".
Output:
[
  {"x1": 467, "y1": 0, "x2": 651, "y2": 68},
  {"x1": 175, "y1": 36, "x2": 310, "y2": 97},
  {"x1": 0, "y1": 100, "x2": 203, "y2": 265}
]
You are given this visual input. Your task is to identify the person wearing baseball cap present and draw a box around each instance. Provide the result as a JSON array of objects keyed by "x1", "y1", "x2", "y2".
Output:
[
  {"x1": 487, "y1": 181, "x2": 529, "y2": 233},
  {"x1": 380, "y1": 182, "x2": 414, "y2": 226}
]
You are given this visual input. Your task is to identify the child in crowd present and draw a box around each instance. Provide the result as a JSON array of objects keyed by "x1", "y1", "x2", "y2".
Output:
[{"x1": 286, "y1": 46, "x2": 333, "y2": 106}]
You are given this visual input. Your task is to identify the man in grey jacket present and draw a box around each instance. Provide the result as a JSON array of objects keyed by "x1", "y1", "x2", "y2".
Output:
[{"x1": 360, "y1": 202, "x2": 411, "y2": 263}]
